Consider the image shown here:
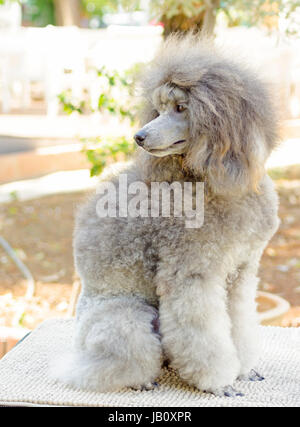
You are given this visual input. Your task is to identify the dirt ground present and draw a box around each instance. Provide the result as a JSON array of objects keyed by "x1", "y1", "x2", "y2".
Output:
[
  {"x1": 0, "y1": 191, "x2": 89, "y2": 329},
  {"x1": 0, "y1": 167, "x2": 300, "y2": 329}
]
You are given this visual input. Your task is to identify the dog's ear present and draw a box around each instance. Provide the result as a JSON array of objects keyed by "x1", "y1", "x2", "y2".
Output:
[
  {"x1": 187, "y1": 125, "x2": 272, "y2": 197},
  {"x1": 186, "y1": 76, "x2": 278, "y2": 197},
  {"x1": 205, "y1": 125, "x2": 270, "y2": 196}
]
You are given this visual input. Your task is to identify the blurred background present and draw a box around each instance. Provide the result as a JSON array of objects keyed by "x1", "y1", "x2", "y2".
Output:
[{"x1": 1, "y1": 0, "x2": 300, "y2": 355}]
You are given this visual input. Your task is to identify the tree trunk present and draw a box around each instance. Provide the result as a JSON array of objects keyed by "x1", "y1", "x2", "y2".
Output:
[
  {"x1": 161, "y1": 12, "x2": 205, "y2": 38},
  {"x1": 53, "y1": 0, "x2": 81, "y2": 26},
  {"x1": 202, "y1": 0, "x2": 220, "y2": 36},
  {"x1": 161, "y1": 0, "x2": 220, "y2": 38}
]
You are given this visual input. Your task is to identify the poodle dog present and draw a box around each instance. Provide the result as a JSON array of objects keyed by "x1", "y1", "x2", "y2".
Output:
[{"x1": 53, "y1": 35, "x2": 280, "y2": 397}]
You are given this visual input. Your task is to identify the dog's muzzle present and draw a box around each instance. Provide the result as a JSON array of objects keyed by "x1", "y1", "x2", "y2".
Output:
[{"x1": 134, "y1": 130, "x2": 147, "y2": 147}]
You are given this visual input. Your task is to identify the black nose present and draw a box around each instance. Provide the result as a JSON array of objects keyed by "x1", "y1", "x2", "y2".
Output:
[{"x1": 134, "y1": 130, "x2": 147, "y2": 146}]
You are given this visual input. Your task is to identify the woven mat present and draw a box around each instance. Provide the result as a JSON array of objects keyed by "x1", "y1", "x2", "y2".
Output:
[{"x1": 0, "y1": 319, "x2": 299, "y2": 407}]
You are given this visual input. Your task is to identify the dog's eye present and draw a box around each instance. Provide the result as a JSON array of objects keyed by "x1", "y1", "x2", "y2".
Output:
[{"x1": 176, "y1": 104, "x2": 186, "y2": 113}]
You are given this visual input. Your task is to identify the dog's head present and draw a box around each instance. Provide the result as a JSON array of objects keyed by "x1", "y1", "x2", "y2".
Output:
[
  {"x1": 134, "y1": 84, "x2": 190, "y2": 157},
  {"x1": 135, "y1": 34, "x2": 279, "y2": 196}
]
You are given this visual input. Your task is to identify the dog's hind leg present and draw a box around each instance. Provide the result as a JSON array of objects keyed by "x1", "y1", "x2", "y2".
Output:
[{"x1": 50, "y1": 294, "x2": 162, "y2": 392}]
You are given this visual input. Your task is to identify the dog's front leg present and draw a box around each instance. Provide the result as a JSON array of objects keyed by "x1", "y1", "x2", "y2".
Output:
[
  {"x1": 158, "y1": 274, "x2": 241, "y2": 396},
  {"x1": 228, "y1": 257, "x2": 264, "y2": 381}
]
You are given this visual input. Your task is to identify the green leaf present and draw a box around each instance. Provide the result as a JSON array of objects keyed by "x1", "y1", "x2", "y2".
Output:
[
  {"x1": 90, "y1": 164, "x2": 104, "y2": 177},
  {"x1": 108, "y1": 75, "x2": 116, "y2": 86}
]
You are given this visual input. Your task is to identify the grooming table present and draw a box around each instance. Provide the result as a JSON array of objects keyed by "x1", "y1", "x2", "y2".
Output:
[{"x1": 0, "y1": 319, "x2": 299, "y2": 407}]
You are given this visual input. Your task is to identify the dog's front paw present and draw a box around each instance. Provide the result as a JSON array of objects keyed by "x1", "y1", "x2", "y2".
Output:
[
  {"x1": 205, "y1": 385, "x2": 244, "y2": 398},
  {"x1": 130, "y1": 382, "x2": 159, "y2": 391},
  {"x1": 238, "y1": 369, "x2": 264, "y2": 382}
]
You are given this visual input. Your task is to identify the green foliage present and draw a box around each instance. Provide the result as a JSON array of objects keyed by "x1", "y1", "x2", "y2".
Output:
[
  {"x1": 59, "y1": 66, "x2": 136, "y2": 118},
  {"x1": 83, "y1": 136, "x2": 135, "y2": 176},
  {"x1": 95, "y1": 66, "x2": 136, "y2": 123},
  {"x1": 2, "y1": 0, "x2": 300, "y2": 35},
  {"x1": 58, "y1": 66, "x2": 138, "y2": 176},
  {"x1": 22, "y1": 0, "x2": 55, "y2": 27},
  {"x1": 58, "y1": 91, "x2": 85, "y2": 114},
  {"x1": 220, "y1": 0, "x2": 300, "y2": 34},
  {"x1": 151, "y1": 0, "x2": 206, "y2": 20},
  {"x1": 0, "y1": 0, "x2": 19, "y2": 4},
  {"x1": 150, "y1": 0, "x2": 300, "y2": 35},
  {"x1": 0, "y1": 0, "x2": 55, "y2": 26}
]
